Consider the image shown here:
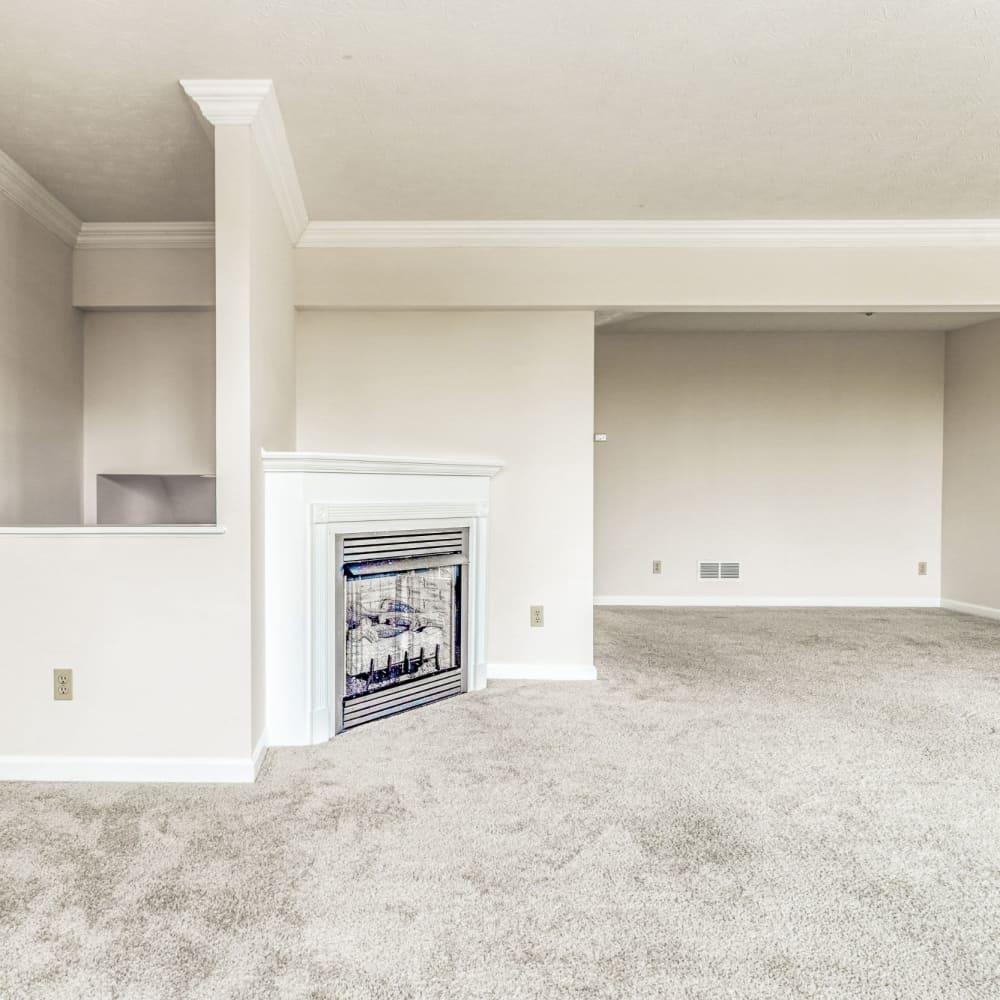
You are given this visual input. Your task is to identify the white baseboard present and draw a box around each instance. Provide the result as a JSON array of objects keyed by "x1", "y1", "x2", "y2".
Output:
[
  {"x1": 251, "y1": 730, "x2": 268, "y2": 778},
  {"x1": 941, "y1": 598, "x2": 1000, "y2": 622},
  {"x1": 487, "y1": 663, "x2": 597, "y2": 681},
  {"x1": 594, "y1": 595, "x2": 943, "y2": 609},
  {"x1": 0, "y1": 730, "x2": 269, "y2": 784}
]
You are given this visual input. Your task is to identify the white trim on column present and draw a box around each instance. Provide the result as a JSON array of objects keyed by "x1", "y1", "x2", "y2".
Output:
[
  {"x1": 941, "y1": 599, "x2": 1000, "y2": 622},
  {"x1": 262, "y1": 450, "x2": 503, "y2": 478},
  {"x1": 179, "y1": 79, "x2": 308, "y2": 243},
  {"x1": 76, "y1": 222, "x2": 215, "y2": 249},
  {"x1": 0, "y1": 147, "x2": 81, "y2": 246},
  {"x1": 487, "y1": 663, "x2": 598, "y2": 681},
  {"x1": 594, "y1": 595, "x2": 943, "y2": 608},
  {"x1": 297, "y1": 219, "x2": 1000, "y2": 250}
]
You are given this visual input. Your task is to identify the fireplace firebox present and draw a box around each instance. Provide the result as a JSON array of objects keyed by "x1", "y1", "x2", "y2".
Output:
[{"x1": 335, "y1": 528, "x2": 469, "y2": 731}]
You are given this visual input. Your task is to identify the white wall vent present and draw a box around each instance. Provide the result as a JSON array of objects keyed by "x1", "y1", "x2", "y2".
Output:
[{"x1": 699, "y1": 561, "x2": 741, "y2": 580}]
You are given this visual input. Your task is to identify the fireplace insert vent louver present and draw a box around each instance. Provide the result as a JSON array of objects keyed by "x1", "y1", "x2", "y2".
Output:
[
  {"x1": 342, "y1": 669, "x2": 464, "y2": 729},
  {"x1": 343, "y1": 529, "x2": 465, "y2": 563}
]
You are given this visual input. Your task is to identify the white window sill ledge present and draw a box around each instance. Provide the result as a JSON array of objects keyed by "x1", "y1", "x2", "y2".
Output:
[{"x1": 0, "y1": 526, "x2": 226, "y2": 536}]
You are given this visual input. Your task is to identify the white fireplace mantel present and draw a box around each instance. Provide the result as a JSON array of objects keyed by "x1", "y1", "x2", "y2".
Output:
[
  {"x1": 262, "y1": 451, "x2": 503, "y2": 478},
  {"x1": 263, "y1": 450, "x2": 502, "y2": 746}
]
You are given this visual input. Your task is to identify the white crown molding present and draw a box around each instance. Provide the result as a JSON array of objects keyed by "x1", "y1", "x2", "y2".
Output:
[
  {"x1": 180, "y1": 79, "x2": 308, "y2": 243},
  {"x1": 179, "y1": 78, "x2": 273, "y2": 125},
  {"x1": 298, "y1": 219, "x2": 1000, "y2": 250},
  {"x1": 594, "y1": 311, "x2": 637, "y2": 327},
  {"x1": 76, "y1": 222, "x2": 215, "y2": 250},
  {"x1": 250, "y1": 87, "x2": 309, "y2": 243},
  {"x1": 0, "y1": 147, "x2": 81, "y2": 246},
  {"x1": 594, "y1": 595, "x2": 942, "y2": 608},
  {"x1": 262, "y1": 450, "x2": 503, "y2": 478}
]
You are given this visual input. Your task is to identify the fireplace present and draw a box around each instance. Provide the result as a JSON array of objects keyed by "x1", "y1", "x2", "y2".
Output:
[
  {"x1": 335, "y1": 528, "x2": 469, "y2": 731},
  {"x1": 262, "y1": 451, "x2": 499, "y2": 746}
]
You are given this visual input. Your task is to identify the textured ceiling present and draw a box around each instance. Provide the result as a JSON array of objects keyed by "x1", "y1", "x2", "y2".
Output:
[
  {"x1": 1, "y1": 1, "x2": 999, "y2": 221},
  {"x1": 596, "y1": 312, "x2": 1000, "y2": 334}
]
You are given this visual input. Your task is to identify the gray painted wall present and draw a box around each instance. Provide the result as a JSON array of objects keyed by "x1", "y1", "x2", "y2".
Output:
[
  {"x1": 595, "y1": 328, "x2": 945, "y2": 601},
  {"x1": 0, "y1": 194, "x2": 83, "y2": 524},
  {"x1": 943, "y1": 319, "x2": 1000, "y2": 611},
  {"x1": 82, "y1": 310, "x2": 216, "y2": 523}
]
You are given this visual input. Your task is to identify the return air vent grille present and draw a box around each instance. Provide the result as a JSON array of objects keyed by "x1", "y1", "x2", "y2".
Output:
[
  {"x1": 343, "y1": 529, "x2": 465, "y2": 564},
  {"x1": 699, "y1": 561, "x2": 742, "y2": 580}
]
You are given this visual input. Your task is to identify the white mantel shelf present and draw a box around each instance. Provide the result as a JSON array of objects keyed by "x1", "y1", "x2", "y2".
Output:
[{"x1": 261, "y1": 450, "x2": 503, "y2": 478}]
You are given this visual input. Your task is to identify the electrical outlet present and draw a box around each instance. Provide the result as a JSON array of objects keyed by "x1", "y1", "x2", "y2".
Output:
[
  {"x1": 918, "y1": 561, "x2": 928, "y2": 576},
  {"x1": 652, "y1": 560, "x2": 662, "y2": 574},
  {"x1": 530, "y1": 605, "x2": 544, "y2": 627},
  {"x1": 53, "y1": 669, "x2": 73, "y2": 701}
]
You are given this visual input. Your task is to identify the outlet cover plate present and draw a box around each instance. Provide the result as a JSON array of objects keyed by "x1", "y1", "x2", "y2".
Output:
[
  {"x1": 53, "y1": 669, "x2": 73, "y2": 701},
  {"x1": 530, "y1": 605, "x2": 544, "y2": 627}
]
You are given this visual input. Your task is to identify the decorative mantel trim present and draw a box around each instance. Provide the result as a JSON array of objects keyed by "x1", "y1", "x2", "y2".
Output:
[
  {"x1": 313, "y1": 501, "x2": 488, "y2": 523},
  {"x1": 262, "y1": 450, "x2": 503, "y2": 478},
  {"x1": 297, "y1": 218, "x2": 1000, "y2": 250},
  {"x1": 76, "y1": 222, "x2": 215, "y2": 250},
  {"x1": 0, "y1": 147, "x2": 82, "y2": 246},
  {"x1": 179, "y1": 79, "x2": 308, "y2": 243}
]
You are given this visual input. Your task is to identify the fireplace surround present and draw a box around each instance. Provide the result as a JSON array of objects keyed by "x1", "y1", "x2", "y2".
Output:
[{"x1": 263, "y1": 451, "x2": 501, "y2": 745}]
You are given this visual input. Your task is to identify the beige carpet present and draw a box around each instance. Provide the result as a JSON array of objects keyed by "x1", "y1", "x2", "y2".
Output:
[{"x1": 2, "y1": 608, "x2": 1000, "y2": 999}]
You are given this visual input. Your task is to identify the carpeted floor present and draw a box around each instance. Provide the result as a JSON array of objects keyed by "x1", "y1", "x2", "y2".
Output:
[{"x1": 2, "y1": 608, "x2": 1000, "y2": 999}]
